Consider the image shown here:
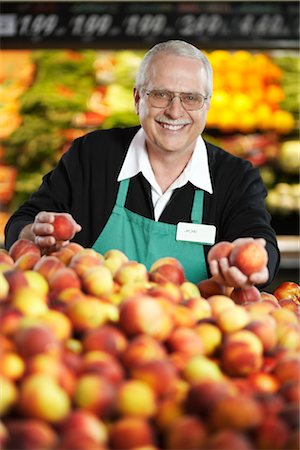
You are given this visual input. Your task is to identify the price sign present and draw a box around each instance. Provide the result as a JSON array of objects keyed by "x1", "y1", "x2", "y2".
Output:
[{"x1": 0, "y1": 1, "x2": 299, "y2": 49}]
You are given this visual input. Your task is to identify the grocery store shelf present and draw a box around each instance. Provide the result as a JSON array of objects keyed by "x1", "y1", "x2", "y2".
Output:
[{"x1": 277, "y1": 235, "x2": 300, "y2": 269}]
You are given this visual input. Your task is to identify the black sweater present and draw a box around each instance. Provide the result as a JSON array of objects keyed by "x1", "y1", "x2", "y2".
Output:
[{"x1": 5, "y1": 126, "x2": 280, "y2": 287}]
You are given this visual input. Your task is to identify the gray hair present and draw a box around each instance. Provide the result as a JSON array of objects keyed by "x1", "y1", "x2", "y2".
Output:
[{"x1": 135, "y1": 40, "x2": 213, "y2": 97}]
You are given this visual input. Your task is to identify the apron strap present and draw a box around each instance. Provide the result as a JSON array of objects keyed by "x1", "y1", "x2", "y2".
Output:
[
  {"x1": 191, "y1": 189, "x2": 204, "y2": 224},
  {"x1": 116, "y1": 179, "x2": 130, "y2": 207}
]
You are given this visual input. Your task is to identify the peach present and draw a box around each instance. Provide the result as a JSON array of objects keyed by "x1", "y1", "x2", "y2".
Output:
[
  {"x1": 276, "y1": 322, "x2": 300, "y2": 351},
  {"x1": 82, "y1": 324, "x2": 127, "y2": 357},
  {"x1": 80, "y1": 351, "x2": 124, "y2": 385},
  {"x1": 121, "y1": 334, "x2": 167, "y2": 370},
  {"x1": 204, "y1": 429, "x2": 253, "y2": 450},
  {"x1": 18, "y1": 373, "x2": 71, "y2": 422},
  {"x1": 66, "y1": 296, "x2": 107, "y2": 332},
  {"x1": 14, "y1": 324, "x2": 60, "y2": 359},
  {"x1": 185, "y1": 297, "x2": 212, "y2": 321},
  {"x1": 73, "y1": 374, "x2": 117, "y2": 418},
  {"x1": 271, "y1": 307, "x2": 298, "y2": 325},
  {"x1": 210, "y1": 394, "x2": 263, "y2": 430},
  {"x1": 3, "y1": 268, "x2": 28, "y2": 293},
  {"x1": 273, "y1": 357, "x2": 300, "y2": 384},
  {"x1": 69, "y1": 249, "x2": 104, "y2": 276},
  {"x1": 155, "y1": 398, "x2": 184, "y2": 430},
  {"x1": 116, "y1": 379, "x2": 157, "y2": 417},
  {"x1": 11, "y1": 287, "x2": 49, "y2": 316},
  {"x1": 260, "y1": 291, "x2": 279, "y2": 303},
  {"x1": 180, "y1": 281, "x2": 201, "y2": 300},
  {"x1": 39, "y1": 309, "x2": 72, "y2": 341},
  {"x1": 150, "y1": 261, "x2": 186, "y2": 285},
  {"x1": 26, "y1": 353, "x2": 76, "y2": 396},
  {"x1": 0, "y1": 375, "x2": 18, "y2": 416},
  {"x1": 197, "y1": 277, "x2": 232, "y2": 299},
  {"x1": 0, "y1": 250, "x2": 14, "y2": 266},
  {"x1": 9, "y1": 238, "x2": 41, "y2": 261},
  {"x1": 23, "y1": 270, "x2": 49, "y2": 295},
  {"x1": 172, "y1": 303, "x2": 197, "y2": 328},
  {"x1": 109, "y1": 417, "x2": 156, "y2": 450},
  {"x1": 221, "y1": 329, "x2": 263, "y2": 376},
  {"x1": 164, "y1": 415, "x2": 207, "y2": 450},
  {"x1": 194, "y1": 323, "x2": 222, "y2": 356},
  {"x1": 81, "y1": 265, "x2": 114, "y2": 297},
  {"x1": 51, "y1": 246, "x2": 76, "y2": 265},
  {"x1": 114, "y1": 261, "x2": 149, "y2": 285},
  {"x1": 0, "y1": 272, "x2": 9, "y2": 300},
  {"x1": 58, "y1": 410, "x2": 108, "y2": 447},
  {"x1": 0, "y1": 309, "x2": 23, "y2": 337},
  {"x1": 231, "y1": 285, "x2": 261, "y2": 305},
  {"x1": 273, "y1": 281, "x2": 300, "y2": 303},
  {"x1": 51, "y1": 214, "x2": 76, "y2": 241},
  {"x1": 207, "y1": 241, "x2": 234, "y2": 262},
  {"x1": 103, "y1": 249, "x2": 129, "y2": 275},
  {"x1": 33, "y1": 255, "x2": 65, "y2": 280},
  {"x1": 216, "y1": 304, "x2": 250, "y2": 333},
  {"x1": 14, "y1": 252, "x2": 41, "y2": 270},
  {"x1": 166, "y1": 326, "x2": 203, "y2": 357},
  {"x1": 52, "y1": 287, "x2": 85, "y2": 311},
  {"x1": 52, "y1": 242, "x2": 84, "y2": 264},
  {"x1": 280, "y1": 379, "x2": 300, "y2": 403},
  {"x1": 185, "y1": 379, "x2": 235, "y2": 415},
  {"x1": 207, "y1": 294, "x2": 235, "y2": 316},
  {"x1": 5, "y1": 419, "x2": 58, "y2": 450},
  {"x1": 245, "y1": 317, "x2": 277, "y2": 353},
  {"x1": 0, "y1": 351, "x2": 25, "y2": 381},
  {"x1": 131, "y1": 359, "x2": 179, "y2": 396},
  {"x1": 278, "y1": 298, "x2": 300, "y2": 316},
  {"x1": 229, "y1": 241, "x2": 268, "y2": 276},
  {"x1": 254, "y1": 416, "x2": 290, "y2": 450},
  {"x1": 149, "y1": 281, "x2": 183, "y2": 304},
  {"x1": 245, "y1": 300, "x2": 280, "y2": 316},
  {"x1": 182, "y1": 355, "x2": 224, "y2": 383},
  {"x1": 119, "y1": 294, "x2": 173, "y2": 340},
  {"x1": 48, "y1": 267, "x2": 81, "y2": 296}
]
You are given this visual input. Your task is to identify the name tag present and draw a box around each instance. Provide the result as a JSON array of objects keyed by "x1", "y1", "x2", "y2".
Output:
[{"x1": 176, "y1": 222, "x2": 216, "y2": 245}]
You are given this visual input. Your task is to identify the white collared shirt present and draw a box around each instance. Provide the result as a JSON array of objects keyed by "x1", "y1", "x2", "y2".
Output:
[{"x1": 117, "y1": 128, "x2": 213, "y2": 221}]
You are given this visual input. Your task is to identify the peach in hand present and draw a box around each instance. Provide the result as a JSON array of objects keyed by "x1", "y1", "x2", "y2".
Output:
[
  {"x1": 52, "y1": 214, "x2": 77, "y2": 241},
  {"x1": 229, "y1": 241, "x2": 268, "y2": 276}
]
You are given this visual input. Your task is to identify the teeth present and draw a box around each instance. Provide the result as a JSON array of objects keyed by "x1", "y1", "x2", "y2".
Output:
[{"x1": 161, "y1": 123, "x2": 186, "y2": 130}]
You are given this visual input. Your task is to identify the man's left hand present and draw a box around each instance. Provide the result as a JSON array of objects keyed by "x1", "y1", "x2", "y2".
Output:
[{"x1": 208, "y1": 237, "x2": 269, "y2": 288}]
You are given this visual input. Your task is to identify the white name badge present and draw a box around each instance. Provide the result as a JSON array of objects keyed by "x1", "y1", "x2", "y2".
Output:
[{"x1": 176, "y1": 222, "x2": 216, "y2": 245}]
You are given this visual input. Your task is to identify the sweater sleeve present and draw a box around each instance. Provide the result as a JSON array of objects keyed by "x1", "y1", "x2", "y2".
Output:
[
  {"x1": 4, "y1": 138, "x2": 83, "y2": 250},
  {"x1": 207, "y1": 149, "x2": 280, "y2": 287}
]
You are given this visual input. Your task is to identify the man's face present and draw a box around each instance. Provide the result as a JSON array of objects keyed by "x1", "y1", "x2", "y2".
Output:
[{"x1": 134, "y1": 54, "x2": 210, "y2": 157}]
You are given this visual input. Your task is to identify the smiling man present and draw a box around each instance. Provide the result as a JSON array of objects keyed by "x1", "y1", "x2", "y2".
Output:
[{"x1": 5, "y1": 40, "x2": 280, "y2": 288}]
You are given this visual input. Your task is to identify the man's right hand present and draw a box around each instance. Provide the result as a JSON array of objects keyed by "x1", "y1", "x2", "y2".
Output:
[{"x1": 19, "y1": 211, "x2": 82, "y2": 253}]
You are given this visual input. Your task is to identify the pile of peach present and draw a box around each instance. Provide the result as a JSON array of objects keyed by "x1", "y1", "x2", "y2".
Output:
[{"x1": 0, "y1": 238, "x2": 299, "y2": 450}]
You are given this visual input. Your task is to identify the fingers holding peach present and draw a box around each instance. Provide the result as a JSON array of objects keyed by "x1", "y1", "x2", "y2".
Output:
[
  {"x1": 32, "y1": 212, "x2": 81, "y2": 251},
  {"x1": 208, "y1": 239, "x2": 269, "y2": 288}
]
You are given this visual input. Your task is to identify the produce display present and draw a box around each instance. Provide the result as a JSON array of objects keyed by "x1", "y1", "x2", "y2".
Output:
[
  {"x1": 0, "y1": 238, "x2": 299, "y2": 450},
  {"x1": 0, "y1": 49, "x2": 299, "y2": 239}
]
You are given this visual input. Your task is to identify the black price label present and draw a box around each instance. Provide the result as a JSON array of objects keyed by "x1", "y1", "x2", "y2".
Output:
[{"x1": 0, "y1": 2, "x2": 299, "y2": 49}]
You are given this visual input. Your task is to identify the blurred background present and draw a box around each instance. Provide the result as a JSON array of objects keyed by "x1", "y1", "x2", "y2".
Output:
[{"x1": 0, "y1": 0, "x2": 299, "y2": 289}]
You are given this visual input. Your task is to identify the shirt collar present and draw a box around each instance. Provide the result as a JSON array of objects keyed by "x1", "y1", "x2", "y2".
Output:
[{"x1": 117, "y1": 127, "x2": 213, "y2": 194}]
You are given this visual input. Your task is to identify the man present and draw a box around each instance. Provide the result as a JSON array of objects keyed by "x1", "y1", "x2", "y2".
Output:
[{"x1": 5, "y1": 40, "x2": 280, "y2": 287}]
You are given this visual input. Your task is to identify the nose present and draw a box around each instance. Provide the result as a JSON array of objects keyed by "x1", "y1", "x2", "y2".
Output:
[{"x1": 165, "y1": 95, "x2": 185, "y2": 117}]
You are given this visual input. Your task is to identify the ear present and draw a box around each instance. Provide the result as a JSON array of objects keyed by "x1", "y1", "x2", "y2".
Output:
[{"x1": 133, "y1": 88, "x2": 140, "y2": 115}]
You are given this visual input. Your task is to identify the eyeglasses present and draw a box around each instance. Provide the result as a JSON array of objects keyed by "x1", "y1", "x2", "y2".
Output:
[{"x1": 145, "y1": 89, "x2": 208, "y2": 111}]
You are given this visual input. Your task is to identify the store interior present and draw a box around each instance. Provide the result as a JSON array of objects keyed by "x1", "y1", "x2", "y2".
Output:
[{"x1": 0, "y1": 1, "x2": 299, "y2": 290}]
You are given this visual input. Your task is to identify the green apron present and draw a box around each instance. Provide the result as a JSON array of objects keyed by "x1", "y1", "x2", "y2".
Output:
[{"x1": 92, "y1": 178, "x2": 208, "y2": 283}]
